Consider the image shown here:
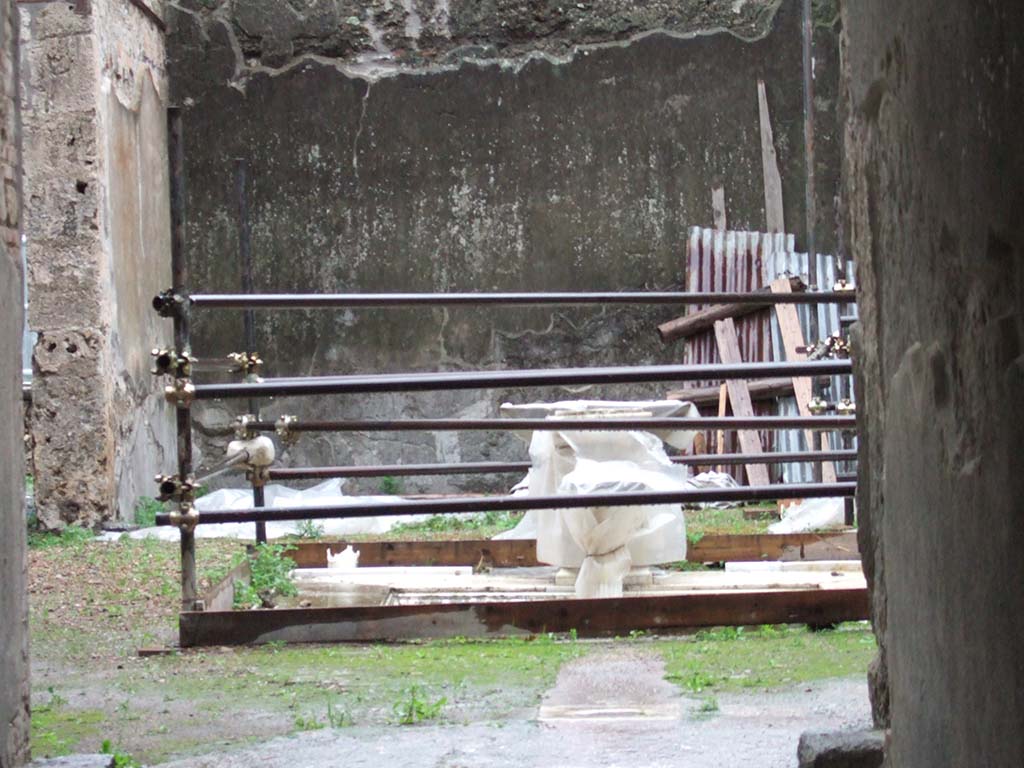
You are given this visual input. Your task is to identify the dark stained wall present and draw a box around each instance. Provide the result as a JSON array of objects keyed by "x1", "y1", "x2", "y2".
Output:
[{"x1": 167, "y1": 0, "x2": 843, "y2": 487}]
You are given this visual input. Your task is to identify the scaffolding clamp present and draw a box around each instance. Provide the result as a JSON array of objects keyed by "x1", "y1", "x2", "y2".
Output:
[
  {"x1": 164, "y1": 378, "x2": 196, "y2": 408},
  {"x1": 152, "y1": 289, "x2": 188, "y2": 318},
  {"x1": 168, "y1": 501, "x2": 199, "y2": 532},
  {"x1": 234, "y1": 413, "x2": 258, "y2": 440},
  {"x1": 155, "y1": 473, "x2": 197, "y2": 504},
  {"x1": 246, "y1": 466, "x2": 270, "y2": 487},
  {"x1": 151, "y1": 348, "x2": 195, "y2": 378},
  {"x1": 227, "y1": 351, "x2": 264, "y2": 377},
  {"x1": 832, "y1": 279, "x2": 855, "y2": 293},
  {"x1": 797, "y1": 333, "x2": 851, "y2": 360},
  {"x1": 275, "y1": 414, "x2": 300, "y2": 446},
  {"x1": 808, "y1": 396, "x2": 830, "y2": 415},
  {"x1": 836, "y1": 398, "x2": 857, "y2": 416}
]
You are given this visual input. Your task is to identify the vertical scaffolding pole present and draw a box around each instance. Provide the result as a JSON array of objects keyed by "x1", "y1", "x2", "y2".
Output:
[
  {"x1": 168, "y1": 108, "x2": 198, "y2": 610},
  {"x1": 235, "y1": 159, "x2": 267, "y2": 544},
  {"x1": 801, "y1": 0, "x2": 824, "y2": 483}
]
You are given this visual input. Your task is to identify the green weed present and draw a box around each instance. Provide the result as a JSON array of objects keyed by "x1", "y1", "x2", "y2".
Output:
[
  {"x1": 133, "y1": 497, "x2": 165, "y2": 528},
  {"x1": 378, "y1": 475, "x2": 403, "y2": 495},
  {"x1": 392, "y1": 685, "x2": 446, "y2": 725},
  {"x1": 295, "y1": 519, "x2": 325, "y2": 539},
  {"x1": 233, "y1": 543, "x2": 298, "y2": 609}
]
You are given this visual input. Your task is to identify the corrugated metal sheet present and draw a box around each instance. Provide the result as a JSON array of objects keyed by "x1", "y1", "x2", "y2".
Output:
[{"x1": 682, "y1": 227, "x2": 856, "y2": 483}]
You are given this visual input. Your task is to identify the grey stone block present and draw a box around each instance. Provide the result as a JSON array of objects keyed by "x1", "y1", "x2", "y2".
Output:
[{"x1": 797, "y1": 729, "x2": 884, "y2": 768}]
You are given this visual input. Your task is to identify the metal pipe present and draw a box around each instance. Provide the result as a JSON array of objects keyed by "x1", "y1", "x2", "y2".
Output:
[
  {"x1": 266, "y1": 450, "x2": 858, "y2": 481},
  {"x1": 188, "y1": 291, "x2": 855, "y2": 310},
  {"x1": 251, "y1": 416, "x2": 856, "y2": 432},
  {"x1": 156, "y1": 482, "x2": 856, "y2": 526},
  {"x1": 194, "y1": 360, "x2": 853, "y2": 400},
  {"x1": 235, "y1": 159, "x2": 266, "y2": 544},
  {"x1": 168, "y1": 107, "x2": 197, "y2": 611},
  {"x1": 194, "y1": 450, "x2": 250, "y2": 485}
]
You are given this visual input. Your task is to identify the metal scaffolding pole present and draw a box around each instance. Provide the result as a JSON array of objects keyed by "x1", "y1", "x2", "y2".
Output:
[
  {"x1": 187, "y1": 290, "x2": 855, "y2": 310},
  {"x1": 156, "y1": 482, "x2": 856, "y2": 527},
  {"x1": 186, "y1": 360, "x2": 853, "y2": 401}
]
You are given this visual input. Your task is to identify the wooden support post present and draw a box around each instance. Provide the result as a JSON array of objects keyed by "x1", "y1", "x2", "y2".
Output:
[
  {"x1": 716, "y1": 384, "x2": 728, "y2": 473},
  {"x1": 712, "y1": 186, "x2": 727, "y2": 231},
  {"x1": 770, "y1": 277, "x2": 838, "y2": 483},
  {"x1": 758, "y1": 79, "x2": 785, "y2": 233},
  {"x1": 713, "y1": 319, "x2": 770, "y2": 486}
]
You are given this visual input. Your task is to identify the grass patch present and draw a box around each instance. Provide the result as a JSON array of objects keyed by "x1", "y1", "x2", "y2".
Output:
[
  {"x1": 684, "y1": 505, "x2": 776, "y2": 537},
  {"x1": 390, "y1": 511, "x2": 523, "y2": 539},
  {"x1": 31, "y1": 703, "x2": 107, "y2": 759},
  {"x1": 133, "y1": 497, "x2": 165, "y2": 528},
  {"x1": 28, "y1": 524, "x2": 94, "y2": 550},
  {"x1": 659, "y1": 623, "x2": 876, "y2": 694}
]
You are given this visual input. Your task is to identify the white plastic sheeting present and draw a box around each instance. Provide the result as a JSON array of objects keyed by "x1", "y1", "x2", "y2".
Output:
[
  {"x1": 767, "y1": 496, "x2": 846, "y2": 534},
  {"x1": 496, "y1": 400, "x2": 699, "y2": 598},
  {"x1": 99, "y1": 480, "x2": 442, "y2": 542}
]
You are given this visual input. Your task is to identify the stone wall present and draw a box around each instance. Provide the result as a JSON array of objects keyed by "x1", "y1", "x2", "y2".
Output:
[
  {"x1": 19, "y1": 0, "x2": 173, "y2": 528},
  {"x1": 168, "y1": 0, "x2": 843, "y2": 491},
  {"x1": 842, "y1": 0, "x2": 1024, "y2": 763},
  {"x1": 0, "y1": 0, "x2": 30, "y2": 759}
]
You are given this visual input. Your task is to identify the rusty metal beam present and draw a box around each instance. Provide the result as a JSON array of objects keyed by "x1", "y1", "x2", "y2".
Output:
[{"x1": 179, "y1": 587, "x2": 870, "y2": 646}]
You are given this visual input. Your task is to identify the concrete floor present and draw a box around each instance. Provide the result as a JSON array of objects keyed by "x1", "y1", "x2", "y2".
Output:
[{"x1": 155, "y1": 647, "x2": 871, "y2": 768}]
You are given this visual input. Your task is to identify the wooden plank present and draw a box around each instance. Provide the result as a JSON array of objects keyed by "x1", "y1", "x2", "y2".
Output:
[
  {"x1": 666, "y1": 377, "x2": 797, "y2": 406},
  {"x1": 713, "y1": 319, "x2": 771, "y2": 486},
  {"x1": 690, "y1": 531, "x2": 858, "y2": 562},
  {"x1": 716, "y1": 383, "x2": 729, "y2": 473},
  {"x1": 286, "y1": 533, "x2": 860, "y2": 571},
  {"x1": 203, "y1": 559, "x2": 250, "y2": 612},
  {"x1": 179, "y1": 588, "x2": 869, "y2": 647},
  {"x1": 657, "y1": 277, "x2": 804, "y2": 343},
  {"x1": 770, "y1": 277, "x2": 838, "y2": 483},
  {"x1": 758, "y1": 79, "x2": 785, "y2": 233},
  {"x1": 712, "y1": 186, "x2": 727, "y2": 231}
]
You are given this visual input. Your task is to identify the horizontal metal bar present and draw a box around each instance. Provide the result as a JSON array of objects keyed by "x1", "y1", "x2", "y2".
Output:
[
  {"x1": 252, "y1": 416, "x2": 856, "y2": 432},
  {"x1": 267, "y1": 450, "x2": 858, "y2": 481},
  {"x1": 155, "y1": 482, "x2": 856, "y2": 526},
  {"x1": 189, "y1": 291, "x2": 855, "y2": 310},
  {"x1": 194, "y1": 360, "x2": 853, "y2": 399}
]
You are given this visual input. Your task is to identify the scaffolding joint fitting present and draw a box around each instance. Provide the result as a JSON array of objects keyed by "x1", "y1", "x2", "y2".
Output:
[
  {"x1": 808, "y1": 396, "x2": 830, "y2": 416},
  {"x1": 832, "y1": 279, "x2": 855, "y2": 293},
  {"x1": 275, "y1": 414, "x2": 299, "y2": 446},
  {"x1": 227, "y1": 351, "x2": 263, "y2": 377},
  {"x1": 234, "y1": 414, "x2": 258, "y2": 439},
  {"x1": 155, "y1": 473, "x2": 197, "y2": 503},
  {"x1": 151, "y1": 348, "x2": 195, "y2": 378},
  {"x1": 246, "y1": 466, "x2": 270, "y2": 486},
  {"x1": 169, "y1": 502, "x2": 199, "y2": 532},
  {"x1": 153, "y1": 289, "x2": 188, "y2": 318},
  {"x1": 164, "y1": 379, "x2": 196, "y2": 408},
  {"x1": 836, "y1": 398, "x2": 856, "y2": 416}
]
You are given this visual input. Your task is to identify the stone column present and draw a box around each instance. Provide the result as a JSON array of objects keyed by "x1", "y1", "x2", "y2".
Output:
[
  {"x1": 1, "y1": 0, "x2": 30, "y2": 760},
  {"x1": 19, "y1": 0, "x2": 173, "y2": 529}
]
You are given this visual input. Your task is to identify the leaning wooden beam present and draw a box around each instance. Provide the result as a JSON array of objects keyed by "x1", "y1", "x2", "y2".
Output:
[
  {"x1": 656, "y1": 277, "x2": 805, "y2": 343},
  {"x1": 714, "y1": 318, "x2": 771, "y2": 486},
  {"x1": 179, "y1": 588, "x2": 869, "y2": 646},
  {"x1": 666, "y1": 377, "x2": 797, "y2": 406},
  {"x1": 770, "y1": 277, "x2": 838, "y2": 484},
  {"x1": 285, "y1": 532, "x2": 860, "y2": 570}
]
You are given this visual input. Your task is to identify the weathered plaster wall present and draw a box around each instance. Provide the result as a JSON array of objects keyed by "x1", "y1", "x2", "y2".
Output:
[
  {"x1": 843, "y1": 0, "x2": 1024, "y2": 764},
  {"x1": 169, "y1": 0, "x2": 842, "y2": 489},
  {"x1": 1, "y1": 0, "x2": 30, "y2": 760},
  {"x1": 20, "y1": 0, "x2": 173, "y2": 528}
]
